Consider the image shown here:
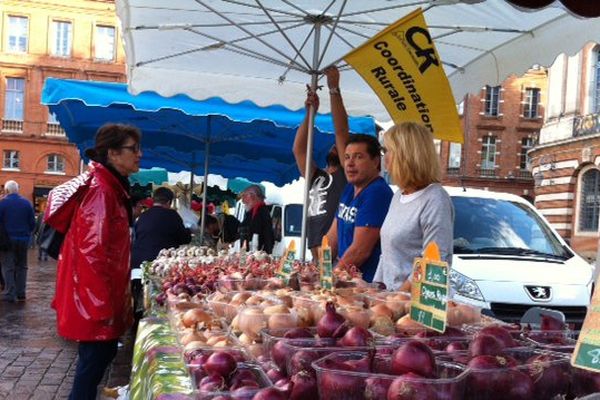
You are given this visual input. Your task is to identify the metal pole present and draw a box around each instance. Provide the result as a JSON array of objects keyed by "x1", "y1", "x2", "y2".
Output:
[
  {"x1": 199, "y1": 141, "x2": 210, "y2": 244},
  {"x1": 299, "y1": 23, "x2": 321, "y2": 261}
]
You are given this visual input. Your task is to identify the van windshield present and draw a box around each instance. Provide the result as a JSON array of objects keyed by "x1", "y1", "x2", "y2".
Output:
[
  {"x1": 284, "y1": 204, "x2": 303, "y2": 237},
  {"x1": 452, "y1": 197, "x2": 572, "y2": 259}
]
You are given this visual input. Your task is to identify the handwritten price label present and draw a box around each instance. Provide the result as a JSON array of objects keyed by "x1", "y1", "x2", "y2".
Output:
[{"x1": 409, "y1": 242, "x2": 449, "y2": 333}]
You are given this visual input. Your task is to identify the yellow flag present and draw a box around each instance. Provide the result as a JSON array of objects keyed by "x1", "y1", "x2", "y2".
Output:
[{"x1": 344, "y1": 8, "x2": 463, "y2": 143}]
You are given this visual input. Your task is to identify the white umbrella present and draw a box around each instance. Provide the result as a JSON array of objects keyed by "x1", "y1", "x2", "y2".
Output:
[{"x1": 116, "y1": 0, "x2": 600, "y2": 258}]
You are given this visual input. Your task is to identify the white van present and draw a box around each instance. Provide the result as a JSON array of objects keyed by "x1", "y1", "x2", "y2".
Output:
[{"x1": 447, "y1": 186, "x2": 594, "y2": 328}]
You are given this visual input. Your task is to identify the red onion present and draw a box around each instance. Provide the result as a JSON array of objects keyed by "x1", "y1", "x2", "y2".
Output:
[
  {"x1": 318, "y1": 366, "x2": 366, "y2": 400},
  {"x1": 288, "y1": 350, "x2": 321, "y2": 376},
  {"x1": 540, "y1": 314, "x2": 565, "y2": 331},
  {"x1": 232, "y1": 386, "x2": 259, "y2": 400},
  {"x1": 343, "y1": 355, "x2": 371, "y2": 373},
  {"x1": 339, "y1": 327, "x2": 373, "y2": 347},
  {"x1": 387, "y1": 373, "x2": 436, "y2": 400},
  {"x1": 317, "y1": 302, "x2": 347, "y2": 338},
  {"x1": 266, "y1": 368, "x2": 285, "y2": 383},
  {"x1": 283, "y1": 328, "x2": 314, "y2": 339},
  {"x1": 365, "y1": 377, "x2": 392, "y2": 400},
  {"x1": 469, "y1": 333, "x2": 505, "y2": 357},
  {"x1": 503, "y1": 370, "x2": 534, "y2": 399},
  {"x1": 204, "y1": 351, "x2": 238, "y2": 378},
  {"x1": 271, "y1": 341, "x2": 292, "y2": 375},
  {"x1": 230, "y1": 380, "x2": 260, "y2": 391},
  {"x1": 289, "y1": 371, "x2": 319, "y2": 400},
  {"x1": 479, "y1": 325, "x2": 517, "y2": 347},
  {"x1": 251, "y1": 388, "x2": 286, "y2": 400},
  {"x1": 391, "y1": 340, "x2": 436, "y2": 378},
  {"x1": 526, "y1": 354, "x2": 569, "y2": 399},
  {"x1": 274, "y1": 378, "x2": 291, "y2": 395},
  {"x1": 198, "y1": 374, "x2": 226, "y2": 391},
  {"x1": 466, "y1": 355, "x2": 519, "y2": 399}
]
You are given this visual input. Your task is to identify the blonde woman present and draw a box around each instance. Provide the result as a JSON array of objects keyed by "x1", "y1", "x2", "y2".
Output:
[{"x1": 373, "y1": 122, "x2": 454, "y2": 291}]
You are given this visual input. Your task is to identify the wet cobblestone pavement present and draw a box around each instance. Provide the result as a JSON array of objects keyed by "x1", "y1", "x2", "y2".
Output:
[{"x1": 0, "y1": 249, "x2": 132, "y2": 399}]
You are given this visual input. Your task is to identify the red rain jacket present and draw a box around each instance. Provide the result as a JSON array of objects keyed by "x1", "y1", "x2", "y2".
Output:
[{"x1": 45, "y1": 162, "x2": 133, "y2": 341}]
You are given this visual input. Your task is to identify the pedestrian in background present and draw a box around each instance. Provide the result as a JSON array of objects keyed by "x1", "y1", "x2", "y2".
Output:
[
  {"x1": 45, "y1": 123, "x2": 142, "y2": 400},
  {"x1": 131, "y1": 186, "x2": 191, "y2": 332},
  {"x1": 0, "y1": 180, "x2": 35, "y2": 303},
  {"x1": 33, "y1": 212, "x2": 49, "y2": 261},
  {"x1": 239, "y1": 185, "x2": 274, "y2": 253}
]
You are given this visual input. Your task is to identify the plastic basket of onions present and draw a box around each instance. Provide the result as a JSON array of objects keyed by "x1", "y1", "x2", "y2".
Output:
[{"x1": 312, "y1": 348, "x2": 468, "y2": 400}]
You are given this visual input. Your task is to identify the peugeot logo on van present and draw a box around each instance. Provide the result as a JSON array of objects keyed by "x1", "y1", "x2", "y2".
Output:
[{"x1": 525, "y1": 285, "x2": 552, "y2": 302}]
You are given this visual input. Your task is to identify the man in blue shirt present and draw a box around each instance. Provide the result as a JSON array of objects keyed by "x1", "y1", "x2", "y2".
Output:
[
  {"x1": 325, "y1": 67, "x2": 393, "y2": 282},
  {"x1": 0, "y1": 180, "x2": 35, "y2": 302}
]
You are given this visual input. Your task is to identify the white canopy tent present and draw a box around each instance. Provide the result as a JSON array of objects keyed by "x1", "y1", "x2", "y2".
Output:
[{"x1": 116, "y1": 0, "x2": 600, "y2": 258}]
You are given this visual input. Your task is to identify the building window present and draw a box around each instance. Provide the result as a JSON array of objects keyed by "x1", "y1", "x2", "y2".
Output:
[
  {"x1": 4, "y1": 78, "x2": 25, "y2": 121},
  {"x1": 523, "y1": 88, "x2": 540, "y2": 119},
  {"x1": 47, "y1": 154, "x2": 65, "y2": 173},
  {"x1": 7, "y1": 16, "x2": 28, "y2": 53},
  {"x1": 3, "y1": 150, "x2": 20, "y2": 170},
  {"x1": 481, "y1": 136, "x2": 496, "y2": 170},
  {"x1": 448, "y1": 142, "x2": 462, "y2": 168},
  {"x1": 484, "y1": 85, "x2": 500, "y2": 116},
  {"x1": 579, "y1": 168, "x2": 600, "y2": 232},
  {"x1": 52, "y1": 21, "x2": 72, "y2": 57},
  {"x1": 520, "y1": 137, "x2": 534, "y2": 170},
  {"x1": 594, "y1": 50, "x2": 600, "y2": 114},
  {"x1": 95, "y1": 25, "x2": 115, "y2": 61}
]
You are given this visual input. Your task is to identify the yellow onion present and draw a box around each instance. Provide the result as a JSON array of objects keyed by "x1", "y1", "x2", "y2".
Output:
[
  {"x1": 268, "y1": 313, "x2": 298, "y2": 330},
  {"x1": 180, "y1": 331, "x2": 206, "y2": 346},
  {"x1": 182, "y1": 308, "x2": 212, "y2": 328},
  {"x1": 263, "y1": 304, "x2": 289, "y2": 315},
  {"x1": 370, "y1": 315, "x2": 395, "y2": 336},
  {"x1": 370, "y1": 303, "x2": 394, "y2": 320}
]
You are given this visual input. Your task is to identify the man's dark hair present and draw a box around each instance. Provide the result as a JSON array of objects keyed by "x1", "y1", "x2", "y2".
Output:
[
  {"x1": 85, "y1": 123, "x2": 141, "y2": 164},
  {"x1": 346, "y1": 134, "x2": 381, "y2": 159},
  {"x1": 153, "y1": 187, "x2": 174, "y2": 205},
  {"x1": 205, "y1": 214, "x2": 218, "y2": 227},
  {"x1": 326, "y1": 146, "x2": 341, "y2": 168}
]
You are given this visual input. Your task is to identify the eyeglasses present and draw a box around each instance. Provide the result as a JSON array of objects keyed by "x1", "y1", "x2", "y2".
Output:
[
  {"x1": 379, "y1": 146, "x2": 388, "y2": 156},
  {"x1": 120, "y1": 144, "x2": 141, "y2": 153}
]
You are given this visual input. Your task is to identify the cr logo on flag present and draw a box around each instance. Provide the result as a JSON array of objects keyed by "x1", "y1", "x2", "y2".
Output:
[{"x1": 405, "y1": 26, "x2": 439, "y2": 74}]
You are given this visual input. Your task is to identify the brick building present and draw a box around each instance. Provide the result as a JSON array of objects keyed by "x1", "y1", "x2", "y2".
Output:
[
  {"x1": 439, "y1": 68, "x2": 547, "y2": 202},
  {"x1": 529, "y1": 43, "x2": 600, "y2": 261},
  {"x1": 0, "y1": 0, "x2": 125, "y2": 212}
]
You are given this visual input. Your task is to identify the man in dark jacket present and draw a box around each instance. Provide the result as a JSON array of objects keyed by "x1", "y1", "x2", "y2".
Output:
[
  {"x1": 130, "y1": 187, "x2": 191, "y2": 326},
  {"x1": 239, "y1": 185, "x2": 274, "y2": 253},
  {"x1": 0, "y1": 180, "x2": 35, "y2": 303}
]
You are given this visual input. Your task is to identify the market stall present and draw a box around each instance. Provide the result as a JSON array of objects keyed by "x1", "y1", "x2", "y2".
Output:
[{"x1": 127, "y1": 244, "x2": 595, "y2": 400}]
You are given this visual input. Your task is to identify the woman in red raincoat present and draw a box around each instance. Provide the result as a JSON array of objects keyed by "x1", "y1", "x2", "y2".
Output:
[{"x1": 45, "y1": 123, "x2": 142, "y2": 400}]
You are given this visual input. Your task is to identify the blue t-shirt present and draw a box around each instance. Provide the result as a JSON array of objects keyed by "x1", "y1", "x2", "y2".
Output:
[{"x1": 336, "y1": 177, "x2": 393, "y2": 282}]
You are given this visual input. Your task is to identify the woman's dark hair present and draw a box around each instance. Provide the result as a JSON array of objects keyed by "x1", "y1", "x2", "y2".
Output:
[
  {"x1": 85, "y1": 123, "x2": 141, "y2": 164},
  {"x1": 346, "y1": 133, "x2": 381, "y2": 159}
]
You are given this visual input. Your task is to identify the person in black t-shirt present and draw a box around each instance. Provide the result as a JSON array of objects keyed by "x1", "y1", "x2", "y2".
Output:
[{"x1": 293, "y1": 70, "x2": 348, "y2": 261}]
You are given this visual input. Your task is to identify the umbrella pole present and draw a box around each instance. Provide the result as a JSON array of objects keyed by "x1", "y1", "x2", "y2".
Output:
[
  {"x1": 200, "y1": 141, "x2": 210, "y2": 244},
  {"x1": 300, "y1": 23, "x2": 322, "y2": 261}
]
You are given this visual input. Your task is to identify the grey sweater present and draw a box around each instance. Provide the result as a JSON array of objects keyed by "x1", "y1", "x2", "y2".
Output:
[{"x1": 373, "y1": 183, "x2": 454, "y2": 290}]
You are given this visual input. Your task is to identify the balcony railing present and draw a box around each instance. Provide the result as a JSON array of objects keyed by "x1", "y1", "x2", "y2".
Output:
[
  {"x1": 515, "y1": 170, "x2": 532, "y2": 180},
  {"x1": 477, "y1": 168, "x2": 496, "y2": 177},
  {"x1": 446, "y1": 167, "x2": 460, "y2": 176},
  {"x1": 574, "y1": 113, "x2": 600, "y2": 138},
  {"x1": 2, "y1": 119, "x2": 23, "y2": 133},
  {"x1": 46, "y1": 123, "x2": 66, "y2": 136}
]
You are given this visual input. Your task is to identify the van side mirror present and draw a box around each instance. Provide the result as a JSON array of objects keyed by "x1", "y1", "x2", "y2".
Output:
[{"x1": 564, "y1": 238, "x2": 571, "y2": 246}]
